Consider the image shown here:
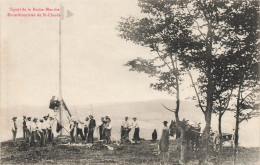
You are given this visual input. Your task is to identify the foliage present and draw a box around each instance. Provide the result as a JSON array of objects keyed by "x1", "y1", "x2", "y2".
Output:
[
  {"x1": 117, "y1": 0, "x2": 194, "y2": 96},
  {"x1": 117, "y1": 0, "x2": 259, "y2": 162}
]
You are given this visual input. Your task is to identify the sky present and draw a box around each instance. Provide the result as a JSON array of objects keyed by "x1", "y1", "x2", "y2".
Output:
[{"x1": 1, "y1": 0, "x2": 196, "y2": 107}]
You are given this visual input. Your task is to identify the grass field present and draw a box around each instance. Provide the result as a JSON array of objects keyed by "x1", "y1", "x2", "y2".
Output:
[{"x1": 1, "y1": 137, "x2": 259, "y2": 164}]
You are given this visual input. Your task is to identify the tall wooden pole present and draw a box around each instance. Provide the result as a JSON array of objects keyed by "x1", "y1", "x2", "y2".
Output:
[{"x1": 59, "y1": 18, "x2": 63, "y2": 136}]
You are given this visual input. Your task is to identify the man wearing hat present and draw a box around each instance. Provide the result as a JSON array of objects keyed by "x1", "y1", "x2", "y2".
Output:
[
  {"x1": 98, "y1": 117, "x2": 105, "y2": 140},
  {"x1": 11, "y1": 117, "x2": 18, "y2": 143},
  {"x1": 132, "y1": 117, "x2": 140, "y2": 143},
  {"x1": 30, "y1": 118, "x2": 38, "y2": 146},
  {"x1": 104, "y1": 117, "x2": 112, "y2": 144},
  {"x1": 26, "y1": 117, "x2": 32, "y2": 143},
  {"x1": 87, "y1": 115, "x2": 96, "y2": 143},
  {"x1": 121, "y1": 116, "x2": 130, "y2": 142},
  {"x1": 23, "y1": 116, "x2": 27, "y2": 139},
  {"x1": 42, "y1": 115, "x2": 49, "y2": 145},
  {"x1": 38, "y1": 119, "x2": 45, "y2": 146},
  {"x1": 47, "y1": 116, "x2": 55, "y2": 143}
]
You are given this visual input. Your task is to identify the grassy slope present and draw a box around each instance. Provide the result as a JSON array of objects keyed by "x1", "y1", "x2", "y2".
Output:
[{"x1": 1, "y1": 137, "x2": 259, "y2": 165}]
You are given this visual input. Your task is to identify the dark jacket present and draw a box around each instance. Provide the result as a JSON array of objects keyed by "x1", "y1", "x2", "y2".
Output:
[{"x1": 89, "y1": 119, "x2": 96, "y2": 129}]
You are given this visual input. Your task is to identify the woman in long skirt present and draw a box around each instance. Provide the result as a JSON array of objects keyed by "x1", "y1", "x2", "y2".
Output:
[{"x1": 159, "y1": 121, "x2": 170, "y2": 162}]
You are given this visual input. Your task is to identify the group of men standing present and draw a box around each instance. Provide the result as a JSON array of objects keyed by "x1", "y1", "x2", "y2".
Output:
[
  {"x1": 69, "y1": 115, "x2": 96, "y2": 144},
  {"x1": 120, "y1": 116, "x2": 140, "y2": 143},
  {"x1": 98, "y1": 116, "x2": 112, "y2": 144},
  {"x1": 69, "y1": 115, "x2": 113, "y2": 144},
  {"x1": 12, "y1": 114, "x2": 55, "y2": 146}
]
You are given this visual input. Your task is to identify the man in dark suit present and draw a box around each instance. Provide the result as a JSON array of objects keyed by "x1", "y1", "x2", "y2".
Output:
[
  {"x1": 49, "y1": 96, "x2": 60, "y2": 110},
  {"x1": 23, "y1": 116, "x2": 27, "y2": 139},
  {"x1": 87, "y1": 115, "x2": 96, "y2": 143}
]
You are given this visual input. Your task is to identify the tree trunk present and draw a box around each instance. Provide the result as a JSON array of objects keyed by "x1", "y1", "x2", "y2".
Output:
[
  {"x1": 202, "y1": 21, "x2": 214, "y2": 162},
  {"x1": 180, "y1": 130, "x2": 187, "y2": 164},
  {"x1": 218, "y1": 113, "x2": 223, "y2": 165},
  {"x1": 174, "y1": 66, "x2": 187, "y2": 164},
  {"x1": 233, "y1": 85, "x2": 241, "y2": 165},
  {"x1": 202, "y1": 110, "x2": 212, "y2": 160}
]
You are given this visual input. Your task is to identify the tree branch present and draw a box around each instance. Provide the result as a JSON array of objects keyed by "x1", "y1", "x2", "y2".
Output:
[
  {"x1": 162, "y1": 103, "x2": 176, "y2": 113},
  {"x1": 186, "y1": 7, "x2": 207, "y2": 41},
  {"x1": 188, "y1": 70, "x2": 206, "y2": 113},
  {"x1": 154, "y1": 48, "x2": 173, "y2": 72}
]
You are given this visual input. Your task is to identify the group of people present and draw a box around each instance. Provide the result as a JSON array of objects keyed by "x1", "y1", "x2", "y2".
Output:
[
  {"x1": 120, "y1": 116, "x2": 140, "y2": 143},
  {"x1": 69, "y1": 115, "x2": 141, "y2": 145},
  {"x1": 11, "y1": 114, "x2": 55, "y2": 147},
  {"x1": 69, "y1": 115, "x2": 113, "y2": 144}
]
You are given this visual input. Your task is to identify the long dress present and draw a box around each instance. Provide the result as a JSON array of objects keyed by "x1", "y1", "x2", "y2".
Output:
[{"x1": 159, "y1": 126, "x2": 169, "y2": 152}]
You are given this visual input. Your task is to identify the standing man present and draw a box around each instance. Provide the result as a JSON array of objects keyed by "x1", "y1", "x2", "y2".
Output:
[
  {"x1": 121, "y1": 116, "x2": 130, "y2": 142},
  {"x1": 43, "y1": 115, "x2": 49, "y2": 144},
  {"x1": 104, "y1": 117, "x2": 112, "y2": 144},
  {"x1": 76, "y1": 120, "x2": 85, "y2": 141},
  {"x1": 132, "y1": 117, "x2": 140, "y2": 143},
  {"x1": 84, "y1": 117, "x2": 89, "y2": 141},
  {"x1": 23, "y1": 116, "x2": 27, "y2": 139},
  {"x1": 87, "y1": 115, "x2": 96, "y2": 143},
  {"x1": 39, "y1": 119, "x2": 45, "y2": 146},
  {"x1": 98, "y1": 117, "x2": 105, "y2": 140},
  {"x1": 26, "y1": 117, "x2": 32, "y2": 143},
  {"x1": 11, "y1": 117, "x2": 18, "y2": 144},
  {"x1": 31, "y1": 118, "x2": 38, "y2": 146},
  {"x1": 69, "y1": 120, "x2": 76, "y2": 144},
  {"x1": 48, "y1": 117, "x2": 55, "y2": 144}
]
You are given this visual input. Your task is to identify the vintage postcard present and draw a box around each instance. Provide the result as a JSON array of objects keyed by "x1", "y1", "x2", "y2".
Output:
[{"x1": 0, "y1": 0, "x2": 259, "y2": 164}]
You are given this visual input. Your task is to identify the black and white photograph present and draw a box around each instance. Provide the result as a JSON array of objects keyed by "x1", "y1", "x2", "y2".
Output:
[{"x1": 0, "y1": 0, "x2": 259, "y2": 164}]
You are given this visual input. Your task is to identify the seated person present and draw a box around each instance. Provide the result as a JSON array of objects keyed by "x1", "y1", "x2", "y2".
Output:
[{"x1": 49, "y1": 96, "x2": 61, "y2": 110}]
